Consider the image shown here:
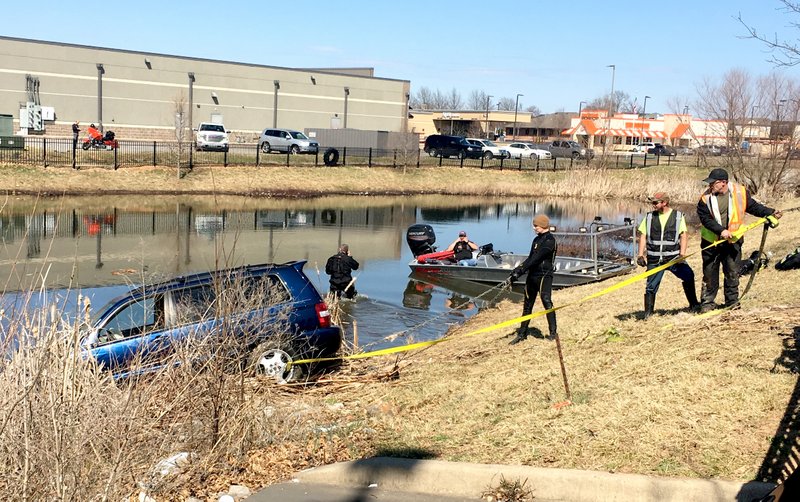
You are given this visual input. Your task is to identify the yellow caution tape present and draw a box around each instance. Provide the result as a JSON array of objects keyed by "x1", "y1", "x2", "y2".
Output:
[{"x1": 292, "y1": 217, "x2": 770, "y2": 366}]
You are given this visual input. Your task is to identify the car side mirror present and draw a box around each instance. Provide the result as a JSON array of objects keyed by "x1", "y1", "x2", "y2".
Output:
[
  {"x1": 226, "y1": 130, "x2": 231, "y2": 133},
  {"x1": 192, "y1": 128, "x2": 198, "y2": 132}
]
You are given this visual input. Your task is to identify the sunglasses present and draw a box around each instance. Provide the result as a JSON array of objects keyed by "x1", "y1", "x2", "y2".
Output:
[{"x1": 651, "y1": 200, "x2": 663, "y2": 205}]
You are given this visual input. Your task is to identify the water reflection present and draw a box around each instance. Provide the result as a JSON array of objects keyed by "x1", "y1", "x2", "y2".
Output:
[{"x1": 0, "y1": 195, "x2": 646, "y2": 349}]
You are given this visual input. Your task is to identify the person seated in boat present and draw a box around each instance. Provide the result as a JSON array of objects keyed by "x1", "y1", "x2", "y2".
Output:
[{"x1": 447, "y1": 230, "x2": 479, "y2": 266}]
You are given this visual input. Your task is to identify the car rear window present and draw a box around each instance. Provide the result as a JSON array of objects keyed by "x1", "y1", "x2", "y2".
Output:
[{"x1": 290, "y1": 132, "x2": 309, "y2": 140}]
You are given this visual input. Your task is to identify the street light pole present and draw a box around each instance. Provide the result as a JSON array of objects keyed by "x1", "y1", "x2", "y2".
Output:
[
  {"x1": 578, "y1": 100, "x2": 587, "y2": 116},
  {"x1": 606, "y1": 65, "x2": 615, "y2": 149},
  {"x1": 343, "y1": 87, "x2": 350, "y2": 128},
  {"x1": 272, "y1": 80, "x2": 280, "y2": 128},
  {"x1": 750, "y1": 104, "x2": 759, "y2": 141},
  {"x1": 640, "y1": 95, "x2": 650, "y2": 148},
  {"x1": 606, "y1": 65, "x2": 616, "y2": 115},
  {"x1": 513, "y1": 93, "x2": 523, "y2": 140},
  {"x1": 485, "y1": 95, "x2": 493, "y2": 139}
]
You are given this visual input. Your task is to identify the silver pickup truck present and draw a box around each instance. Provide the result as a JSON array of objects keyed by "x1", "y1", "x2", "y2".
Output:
[{"x1": 537, "y1": 140, "x2": 594, "y2": 160}]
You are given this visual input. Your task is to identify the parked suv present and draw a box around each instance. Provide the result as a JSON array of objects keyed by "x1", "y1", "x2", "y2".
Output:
[
  {"x1": 465, "y1": 138, "x2": 510, "y2": 159},
  {"x1": 81, "y1": 261, "x2": 340, "y2": 383},
  {"x1": 424, "y1": 135, "x2": 483, "y2": 159},
  {"x1": 541, "y1": 140, "x2": 594, "y2": 159},
  {"x1": 259, "y1": 129, "x2": 319, "y2": 154},
  {"x1": 195, "y1": 122, "x2": 230, "y2": 152}
]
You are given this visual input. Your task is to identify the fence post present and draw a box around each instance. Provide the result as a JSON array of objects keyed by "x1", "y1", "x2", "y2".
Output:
[
  {"x1": 314, "y1": 148, "x2": 319, "y2": 167},
  {"x1": 256, "y1": 143, "x2": 260, "y2": 167},
  {"x1": 342, "y1": 147, "x2": 347, "y2": 166},
  {"x1": 113, "y1": 145, "x2": 118, "y2": 170},
  {"x1": 460, "y1": 154, "x2": 464, "y2": 168},
  {"x1": 499, "y1": 156, "x2": 504, "y2": 171},
  {"x1": 438, "y1": 154, "x2": 442, "y2": 167},
  {"x1": 643, "y1": 154, "x2": 648, "y2": 168},
  {"x1": 416, "y1": 148, "x2": 420, "y2": 168},
  {"x1": 153, "y1": 141, "x2": 157, "y2": 167},
  {"x1": 480, "y1": 154, "x2": 484, "y2": 170},
  {"x1": 368, "y1": 147, "x2": 372, "y2": 167},
  {"x1": 517, "y1": 155, "x2": 522, "y2": 170},
  {"x1": 629, "y1": 154, "x2": 634, "y2": 169},
  {"x1": 224, "y1": 149, "x2": 228, "y2": 167},
  {"x1": 393, "y1": 149, "x2": 397, "y2": 168},
  {"x1": 42, "y1": 137, "x2": 47, "y2": 168}
]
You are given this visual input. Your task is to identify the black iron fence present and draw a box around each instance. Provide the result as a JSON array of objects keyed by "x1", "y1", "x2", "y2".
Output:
[{"x1": 0, "y1": 136, "x2": 679, "y2": 171}]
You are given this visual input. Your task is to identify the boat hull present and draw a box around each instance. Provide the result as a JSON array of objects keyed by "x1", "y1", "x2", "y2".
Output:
[{"x1": 409, "y1": 253, "x2": 634, "y2": 289}]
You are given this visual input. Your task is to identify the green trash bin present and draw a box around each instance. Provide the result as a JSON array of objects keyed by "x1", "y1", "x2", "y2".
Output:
[{"x1": 0, "y1": 114, "x2": 12, "y2": 137}]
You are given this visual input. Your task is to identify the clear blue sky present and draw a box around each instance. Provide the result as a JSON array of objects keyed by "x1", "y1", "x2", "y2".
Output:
[{"x1": 4, "y1": 0, "x2": 798, "y2": 116}]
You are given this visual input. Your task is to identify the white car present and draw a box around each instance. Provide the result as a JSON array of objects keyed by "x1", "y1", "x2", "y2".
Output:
[
  {"x1": 195, "y1": 122, "x2": 229, "y2": 152},
  {"x1": 632, "y1": 142, "x2": 656, "y2": 153},
  {"x1": 465, "y1": 138, "x2": 510, "y2": 159},
  {"x1": 504, "y1": 142, "x2": 552, "y2": 160}
]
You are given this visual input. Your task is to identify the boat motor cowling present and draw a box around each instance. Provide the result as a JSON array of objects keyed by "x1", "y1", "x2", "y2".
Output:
[{"x1": 406, "y1": 224, "x2": 436, "y2": 257}]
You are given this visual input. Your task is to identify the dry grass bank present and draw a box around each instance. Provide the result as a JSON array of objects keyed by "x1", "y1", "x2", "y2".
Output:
[
  {"x1": 316, "y1": 199, "x2": 800, "y2": 484},
  {"x1": 0, "y1": 163, "x2": 777, "y2": 205}
]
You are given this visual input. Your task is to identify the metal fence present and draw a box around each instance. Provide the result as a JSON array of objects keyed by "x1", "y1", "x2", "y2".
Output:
[{"x1": 0, "y1": 136, "x2": 679, "y2": 171}]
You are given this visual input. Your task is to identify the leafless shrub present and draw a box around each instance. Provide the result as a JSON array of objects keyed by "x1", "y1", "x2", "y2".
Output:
[{"x1": 0, "y1": 267, "x2": 323, "y2": 500}]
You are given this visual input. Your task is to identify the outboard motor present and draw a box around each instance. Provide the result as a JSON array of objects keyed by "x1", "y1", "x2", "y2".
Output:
[{"x1": 406, "y1": 224, "x2": 436, "y2": 257}]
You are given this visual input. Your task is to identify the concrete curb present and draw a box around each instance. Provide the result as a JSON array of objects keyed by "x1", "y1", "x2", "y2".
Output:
[{"x1": 290, "y1": 457, "x2": 775, "y2": 501}]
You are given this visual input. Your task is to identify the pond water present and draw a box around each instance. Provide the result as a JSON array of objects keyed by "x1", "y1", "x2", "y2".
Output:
[{"x1": 0, "y1": 194, "x2": 647, "y2": 349}]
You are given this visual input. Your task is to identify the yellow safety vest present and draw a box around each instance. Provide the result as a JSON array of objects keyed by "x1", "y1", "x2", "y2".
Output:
[{"x1": 700, "y1": 182, "x2": 747, "y2": 242}]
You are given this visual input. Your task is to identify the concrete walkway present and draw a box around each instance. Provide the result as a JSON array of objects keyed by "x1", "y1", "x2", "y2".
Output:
[{"x1": 247, "y1": 457, "x2": 776, "y2": 501}]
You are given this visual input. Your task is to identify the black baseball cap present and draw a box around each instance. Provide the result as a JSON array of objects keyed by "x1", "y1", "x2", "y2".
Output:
[{"x1": 703, "y1": 168, "x2": 729, "y2": 184}]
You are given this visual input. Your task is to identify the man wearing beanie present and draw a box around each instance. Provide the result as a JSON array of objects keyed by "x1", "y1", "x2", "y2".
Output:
[
  {"x1": 697, "y1": 168, "x2": 782, "y2": 311},
  {"x1": 507, "y1": 213, "x2": 558, "y2": 345}
]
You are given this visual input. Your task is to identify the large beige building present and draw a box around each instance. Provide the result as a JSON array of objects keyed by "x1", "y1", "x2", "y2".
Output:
[{"x1": 0, "y1": 36, "x2": 410, "y2": 140}]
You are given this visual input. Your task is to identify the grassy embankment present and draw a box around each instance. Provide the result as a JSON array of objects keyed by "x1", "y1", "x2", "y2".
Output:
[{"x1": 0, "y1": 161, "x2": 799, "y2": 499}]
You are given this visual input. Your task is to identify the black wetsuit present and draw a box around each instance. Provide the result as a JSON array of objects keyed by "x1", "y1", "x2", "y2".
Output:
[{"x1": 513, "y1": 231, "x2": 557, "y2": 337}]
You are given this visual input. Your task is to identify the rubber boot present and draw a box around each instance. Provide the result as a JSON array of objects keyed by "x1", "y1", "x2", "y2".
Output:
[
  {"x1": 509, "y1": 326, "x2": 528, "y2": 345},
  {"x1": 546, "y1": 311, "x2": 558, "y2": 340},
  {"x1": 643, "y1": 293, "x2": 655, "y2": 319},
  {"x1": 682, "y1": 281, "x2": 700, "y2": 313}
]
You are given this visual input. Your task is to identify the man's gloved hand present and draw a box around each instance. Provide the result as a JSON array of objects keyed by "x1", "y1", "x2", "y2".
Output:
[
  {"x1": 766, "y1": 214, "x2": 780, "y2": 229},
  {"x1": 508, "y1": 267, "x2": 522, "y2": 283},
  {"x1": 636, "y1": 255, "x2": 647, "y2": 267}
]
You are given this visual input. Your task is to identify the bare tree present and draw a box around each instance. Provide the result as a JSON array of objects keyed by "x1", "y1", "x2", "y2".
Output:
[
  {"x1": 468, "y1": 90, "x2": 492, "y2": 111},
  {"x1": 444, "y1": 88, "x2": 463, "y2": 110},
  {"x1": 695, "y1": 68, "x2": 798, "y2": 195},
  {"x1": 525, "y1": 104, "x2": 541, "y2": 115},
  {"x1": 173, "y1": 92, "x2": 188, "y2": 177},
  {"x1": 411, "y1": 86, "x2": 434, "y2": 110},
  {"x1": 586, "y1": 90, "x2": 635, "y2": 114},
  {"x1": 738, "y1": 1, "x2": 800, "y2": 67},
  {"x1": 497, "y1": 97, "x2": 516, "y2": 111}
]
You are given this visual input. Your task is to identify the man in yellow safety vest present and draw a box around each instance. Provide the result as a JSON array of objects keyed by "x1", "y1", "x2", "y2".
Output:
[{"x1": 696, "y1": 168, "x2": 782, "y2": 312}]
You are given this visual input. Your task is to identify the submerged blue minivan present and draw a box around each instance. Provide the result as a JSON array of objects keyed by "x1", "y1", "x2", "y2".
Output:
[{"x1": 81, "y1": 261, "x2": 341, "y2": 383}]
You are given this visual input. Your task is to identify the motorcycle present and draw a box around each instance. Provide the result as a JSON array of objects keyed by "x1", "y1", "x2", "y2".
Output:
[{"x1": 81, "y1": 126, "x2": 118, "y2": 150}]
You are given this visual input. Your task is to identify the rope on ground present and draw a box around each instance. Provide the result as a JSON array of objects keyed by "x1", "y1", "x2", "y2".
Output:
[{"x1": 293, "y1": 213, "x2": 785, "y2": 367}]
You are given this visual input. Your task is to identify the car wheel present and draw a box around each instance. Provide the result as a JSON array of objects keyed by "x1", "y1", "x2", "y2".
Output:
[
  {"x1": 260, "y1": 142, "x2": 270, "y2": 153},
  {"x1": 483, "y1": 151, "x2": 493, "y2": 160},
  {"x1": 571, "y1": 152, "x2": 581, "y2": 160},
  {"x1": 458, "y1": 151, "x2": 467, "y2": 160},
  {"x1": 249, "y1": 342, "x2": 305, "y2": 384},
  {"x1": 530, "y1": 153, "x2": 537, "y2": 159},
  {"x1": 290, "y1": 145, "x2": 300, "y2": 155}
]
